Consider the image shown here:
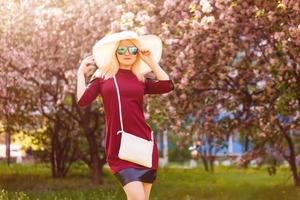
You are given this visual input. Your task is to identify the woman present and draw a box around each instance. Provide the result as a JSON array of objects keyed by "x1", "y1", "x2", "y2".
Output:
[{"x1": 76, "y1": 31, "x2": 174, "y2": 200}]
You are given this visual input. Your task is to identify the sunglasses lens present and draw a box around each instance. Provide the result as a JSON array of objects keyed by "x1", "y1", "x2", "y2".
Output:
[
  {"x1": 117, "y1": 47, "x2": 126, "y2": 55},
  {"x1": 128, "y1": 47, "x2": 138, "y2": 55}
]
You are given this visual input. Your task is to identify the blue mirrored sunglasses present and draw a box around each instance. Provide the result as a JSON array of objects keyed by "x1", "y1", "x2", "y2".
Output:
[{"x1": 116, "y1": 46, "x2": 138, "y2": 55}]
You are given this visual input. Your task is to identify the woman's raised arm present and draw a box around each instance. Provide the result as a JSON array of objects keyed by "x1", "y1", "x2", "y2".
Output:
[{"x1": 76, "y1": 55, "x2": 101, "y2": 107}]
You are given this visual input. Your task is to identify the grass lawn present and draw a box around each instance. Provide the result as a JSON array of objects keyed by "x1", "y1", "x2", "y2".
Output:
[{"x1": 0, "y1": 162, "x2": 300, "y2": 200}]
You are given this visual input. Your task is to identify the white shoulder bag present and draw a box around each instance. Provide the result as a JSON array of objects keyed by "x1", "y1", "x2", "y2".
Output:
[{"x1": 113, "y1": 75, "x2": 154, "y2": 168}]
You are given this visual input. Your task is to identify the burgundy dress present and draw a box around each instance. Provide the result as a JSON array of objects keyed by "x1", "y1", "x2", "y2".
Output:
[{"x1": 77, "y1": 68, "x2": 174, "y2": 185}]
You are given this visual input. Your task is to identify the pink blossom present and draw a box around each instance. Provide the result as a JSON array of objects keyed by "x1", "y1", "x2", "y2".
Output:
[{"x1": 200, "y1": 0, "x2": 213, "y2": 13}]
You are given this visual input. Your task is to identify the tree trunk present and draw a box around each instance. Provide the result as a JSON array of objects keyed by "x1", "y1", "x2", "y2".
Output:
[
  {"x1": 89, "y1": 154, "x2": 104, "y2": 185},
  {"x1": 50, "y1": 124, "x2": 74, "y2": 178},
  {"x1": 280, "y1": 124, "x2": 300, "y2": 187},
  {"x1": 86, "y1": 130, "x2": 105, "y2": 185},
  {"x1": 50, "y1": 130, "x2": 59, "y2": 177},
  {"x1": 287, "y1": 154, "x2": 300, "y2": 187},
  {"x1": 209, "y1": 155, "x2": 215, "y2": 173},
  {"x1": 200, "y1": 154, "x2": 209, "y2": 172},
  {"x1": 5, "y1": 129, "x2": 11, "y2": 166},
  {"x1": 243, "y1": 136, "x2": 250, "y2": 169}
]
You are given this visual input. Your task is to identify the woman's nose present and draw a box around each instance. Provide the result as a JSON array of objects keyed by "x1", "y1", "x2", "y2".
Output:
[{"x1": 124, "y1": 49, "x2": 131, "y2": 55}]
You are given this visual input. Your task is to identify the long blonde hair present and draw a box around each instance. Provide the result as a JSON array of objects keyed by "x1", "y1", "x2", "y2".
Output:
[{"x1": 96, "y1": 39, "x2": 146, "y2": 83}]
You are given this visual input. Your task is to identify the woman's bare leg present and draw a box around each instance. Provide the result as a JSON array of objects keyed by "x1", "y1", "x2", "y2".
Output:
[
  {"x1": 142, "y1": 182, "x2": 153, "y2": 200},
  {"x1": 123, "y1": 181, "x2": 146, "y2": 200}
]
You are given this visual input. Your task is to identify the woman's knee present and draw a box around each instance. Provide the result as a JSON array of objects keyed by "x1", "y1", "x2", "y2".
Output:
[
  {"x1": 142, "y1": 182, "x2": 153, "y2": 200},
  {"x1": 123, "y1": 181, "x2": 146, "y2": 200}
]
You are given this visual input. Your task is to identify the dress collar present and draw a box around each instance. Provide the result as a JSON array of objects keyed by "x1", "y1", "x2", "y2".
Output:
[{"x1": 118, "y1": 68, "x2": 133, "y2": 73}]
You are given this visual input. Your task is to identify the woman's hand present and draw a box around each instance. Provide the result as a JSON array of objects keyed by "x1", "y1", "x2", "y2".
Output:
[
  {"x1": 78, "y1": 55, "x2": 97, "y2": 78},
  {"x1": 137, "y1": 48, "x2": 156, "y2": 67}
]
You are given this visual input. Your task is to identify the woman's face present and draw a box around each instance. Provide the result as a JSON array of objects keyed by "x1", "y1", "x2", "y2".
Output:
[{"x1": 116, "y1": 40, "x2": 138, "y2": 66}]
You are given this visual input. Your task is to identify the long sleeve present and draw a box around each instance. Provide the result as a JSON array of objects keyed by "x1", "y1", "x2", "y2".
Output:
[
  {"x1": 144, "y1": 77, "x2": 175, "y2": 94},
  {"x1": 77, "y1": 77, "x2": 102, "y2": 107}
]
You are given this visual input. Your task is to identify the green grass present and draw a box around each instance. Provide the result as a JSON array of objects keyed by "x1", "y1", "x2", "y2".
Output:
[{"x1": 0, "y1": 162, "x2": 300, "y2": 200}]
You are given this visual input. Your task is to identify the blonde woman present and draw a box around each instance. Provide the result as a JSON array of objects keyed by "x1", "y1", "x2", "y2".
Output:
[{"x1": 76, "y1": 31, "x2": 174, "y2": 200}]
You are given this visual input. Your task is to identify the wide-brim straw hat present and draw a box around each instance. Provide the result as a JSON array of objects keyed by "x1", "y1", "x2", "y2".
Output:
[{"x1": 92, "y1": 30, "x2": 162, "y2": 76}]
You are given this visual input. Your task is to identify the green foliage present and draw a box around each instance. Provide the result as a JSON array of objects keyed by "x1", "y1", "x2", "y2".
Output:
[{"x1": 168, "y1": 134, "x2": 191, "y2": 162}]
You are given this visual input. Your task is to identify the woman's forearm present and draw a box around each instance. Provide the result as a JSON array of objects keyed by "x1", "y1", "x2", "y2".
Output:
[
  {"x1": 76, "y1": 69, "x2": 87, "y2": 103},
  {"x1": 148, "y1": 62, "x2": 170, "y2": 80}
]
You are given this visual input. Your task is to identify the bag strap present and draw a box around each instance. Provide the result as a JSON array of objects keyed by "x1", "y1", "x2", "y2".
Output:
[
  {"x1": 113, "y1": 75, "x2": 124, "y2": 133},
  {"x1": 113, "y1": 75, "x2": 153, "y2": 142}
]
